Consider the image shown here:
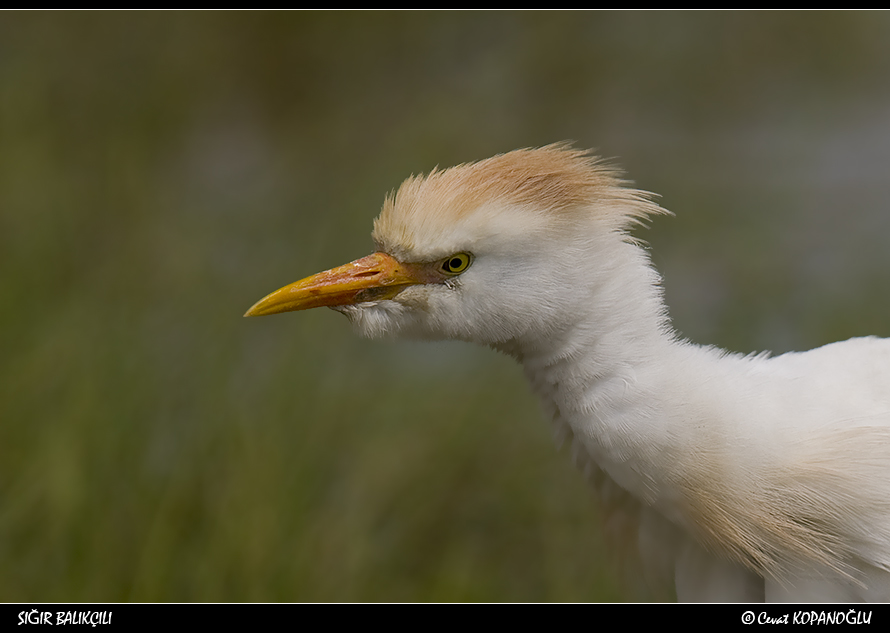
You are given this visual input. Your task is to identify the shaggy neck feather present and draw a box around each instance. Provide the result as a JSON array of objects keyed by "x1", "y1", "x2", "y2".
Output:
[{"x1": 496, "y1": 239, "x2": 682, "y2": 503}]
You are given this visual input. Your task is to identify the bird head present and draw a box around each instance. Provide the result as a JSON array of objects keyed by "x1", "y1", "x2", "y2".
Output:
[{"x1": 245, "y1": 144, "x2": 667, "y2": 347}]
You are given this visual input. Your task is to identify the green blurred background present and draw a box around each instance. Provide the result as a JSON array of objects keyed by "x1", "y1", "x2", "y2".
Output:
[{"x1": 2, "y1": 11, "x2": 889, "y2": 602}]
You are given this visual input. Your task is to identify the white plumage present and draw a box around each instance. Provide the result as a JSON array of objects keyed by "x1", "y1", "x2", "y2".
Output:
[{"x1": 246, "y1": 144, "x2": 890, "y2": 602}]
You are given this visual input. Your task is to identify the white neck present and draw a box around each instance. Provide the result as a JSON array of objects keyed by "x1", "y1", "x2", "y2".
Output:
[
  {"x1": 492, "y1": 240, "x2": 803, "y2": 575},
  {"x1": 494, "y1": 238, "x2": 686, "y2": 504}
]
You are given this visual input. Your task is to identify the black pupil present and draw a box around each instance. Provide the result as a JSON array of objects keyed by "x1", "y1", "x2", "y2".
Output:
[{"x1": 447, "y1": 257, "x2": 462, "y2": 271}]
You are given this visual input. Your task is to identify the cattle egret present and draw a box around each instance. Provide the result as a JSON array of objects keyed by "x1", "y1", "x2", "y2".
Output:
[{"x1": 245, "y1": 144, "x2": 890, "y2": 602}]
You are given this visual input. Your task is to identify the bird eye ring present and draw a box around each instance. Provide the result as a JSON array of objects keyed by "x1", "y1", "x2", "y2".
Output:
[{"x1": 441, "y1": 252, "x2": 472, "y2": 275}]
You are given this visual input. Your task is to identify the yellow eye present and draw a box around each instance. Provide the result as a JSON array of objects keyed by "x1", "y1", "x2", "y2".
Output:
[{"x1": 441, "y1": 252, "x2": 472, "y2": 275}]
